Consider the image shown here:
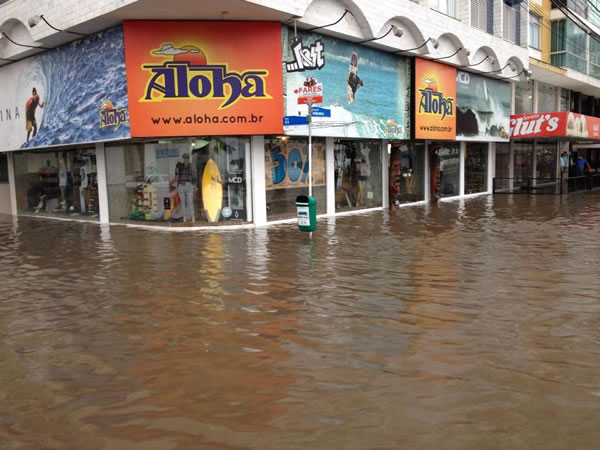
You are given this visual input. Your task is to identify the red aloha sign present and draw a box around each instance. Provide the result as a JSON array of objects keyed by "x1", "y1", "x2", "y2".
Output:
[{"x1": 510, "y1": 112, "x2": 600, "y2": 139}]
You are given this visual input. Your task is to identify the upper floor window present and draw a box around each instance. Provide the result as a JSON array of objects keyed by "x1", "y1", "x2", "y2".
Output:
[
  {"x1": 529, "y1": 13, "x2": 541, "y2": 49},
  {"x1": 431, "y1": 0, "x2": 456, "y2": 18}
]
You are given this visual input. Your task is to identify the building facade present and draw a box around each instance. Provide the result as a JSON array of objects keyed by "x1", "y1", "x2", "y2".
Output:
[
  {"x1": 0, "y1": 0, "x2": 531, "y2": 227},
  {"x1": 503, "y1": 0, "x2": 600, "y2": 193}
]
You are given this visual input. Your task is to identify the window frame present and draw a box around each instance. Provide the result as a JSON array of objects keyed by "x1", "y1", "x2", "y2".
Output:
[{"x1": 529, "y1": 13, "x2": 541, "y2": 50}]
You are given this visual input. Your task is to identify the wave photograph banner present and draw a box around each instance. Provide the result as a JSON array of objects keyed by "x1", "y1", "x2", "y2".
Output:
[
  {"x1": 282, "y1": 27, "x2": 411, "y2": 139},
  {"x1": 0, "y1": 26, "x2": 130, "y2": 152},
  {"x1": 456, "y1": 71, "x2": 510, "y2": 142}
]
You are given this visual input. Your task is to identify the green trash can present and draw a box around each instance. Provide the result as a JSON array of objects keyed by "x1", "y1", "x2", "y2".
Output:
[{"x1": 296, "y1": 195, "x2": 317, "y2": 232}]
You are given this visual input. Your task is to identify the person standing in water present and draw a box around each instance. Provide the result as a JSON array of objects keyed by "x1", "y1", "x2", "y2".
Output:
[{"x1": 26, "y1": 87, "x2": 45, "y2": 142}]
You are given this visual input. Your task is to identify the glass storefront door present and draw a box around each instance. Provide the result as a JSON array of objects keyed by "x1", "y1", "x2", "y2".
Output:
[
  {"x1": 430, "y1": 142, "x2": 460, "y2": 201},
  {"x1": 514, "y1": 142, "x2": 533, "y2": 182},
  {"x1": 535, "y1": 142, "x2": 557, "y2": 179},
  {"x1": 334, "y1": 140, "x2": 382, "y2": 211},
  {"x1": 389, "y1": 142, "x2": 425, "y2": 208},
  {"x1": 465, "y1": 143, "x2": 488, "y2": 194}
]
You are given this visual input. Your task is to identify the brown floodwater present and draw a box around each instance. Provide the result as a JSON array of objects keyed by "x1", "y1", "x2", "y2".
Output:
[{"x1": 1, "y1": 193, "x2": 599, "y2": 449}]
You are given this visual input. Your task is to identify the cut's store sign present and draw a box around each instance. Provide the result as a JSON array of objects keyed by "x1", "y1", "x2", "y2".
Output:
[{"x1": 510, "y1": 111, "x2": 600, "y2": 139}]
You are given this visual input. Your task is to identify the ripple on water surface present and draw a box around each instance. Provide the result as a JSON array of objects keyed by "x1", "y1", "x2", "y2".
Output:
[{"x1": 0, "y1": 194, "x2": 599, "y2": 449}]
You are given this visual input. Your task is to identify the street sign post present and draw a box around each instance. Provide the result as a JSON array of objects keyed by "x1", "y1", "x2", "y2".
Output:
[
  {"x1": 311, "y1": 106, "x2": 331, "y2": 117},
  {"x1": 283, "y1": 115, "x2": 309, "y2": 126}
]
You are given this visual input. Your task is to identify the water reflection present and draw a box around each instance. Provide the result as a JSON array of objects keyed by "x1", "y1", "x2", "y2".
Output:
[{"x1": 0, "y1": 193, "x2": 599, "y2": 448}]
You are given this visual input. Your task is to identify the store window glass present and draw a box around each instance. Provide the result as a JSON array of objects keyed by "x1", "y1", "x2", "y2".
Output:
[
  {"x1": 465, "y1": 143, "x2": 488, "y2": 194},
  {"x1": 430, "y1": 142, "x2": 460, "y2": 202},
  {"x1": 106, "y1": 137, "x2": 251, "y2": 224},
  {"x1": 515, "y1": 80, "x2": 534, "y2": 114},
  {"x1": 265, "y1": 137, "x2": 326, "y2": 221},
  {"x1": 334, "y1": 140, "x2": 382, "y2": 211},
  {"x1": 389, "y1": 142, "x2": 425, "y2": 208},
  {"x1": 538, "y1": 82, "x2": 558, "y2": 113},
  {"x1": 536, "y1": 142, "x2": 557, "y2": 179},
  {"x1": 514, "y1": 142, "x2": 533, "y2": 181},
  {"x1": 13, "y1": 148, "x2": 99, "y2": 220}
]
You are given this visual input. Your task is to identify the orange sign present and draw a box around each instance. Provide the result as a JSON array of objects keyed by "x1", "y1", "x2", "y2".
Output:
[
  {"x1": 414, "y1": 58, "x2": 456, "y2": 140},
  {"x1": 123, "y1": 21, "x2": 283, "y2": 137}
]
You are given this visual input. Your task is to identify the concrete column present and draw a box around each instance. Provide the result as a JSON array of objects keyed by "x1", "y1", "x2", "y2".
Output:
[
  {"x1": 424, "y1": 141, "x2": 431, "y2": 202},
  {"x1": 557, "y1": 87, "x2": 562, "y2": 111},
  {"x1": 459, "y1": 141, "x2": 466, "y2": 196},
  {"x1": 532, "y1": 140, "x2": 538, "y2": 185},
  {"x1": 511, "y1": 80, "x2": 516, "y2": 114},
  {"x1": 95, "y1": 142, "x2": 109, "y2": 224},
  {"x1": 493, "y1": 0, "x2": 503, "y2": 38},
  {"x1": 508, "y1": 141, "x2": 514, "y2": 190},
  {"x1": 382, "y1": 140, "x2": 389, "y2": 209},
  {"x1": 488, "y1": 142, "x2": 494, "y2": 193},
  {"x1": 251, "y1": 135, "x2": 267, "y2": 226},
  {"x1": 533, "y1": 80, "x2": 538, "y2": 113},
  {"x1": 326, "y1": 137, "x2": 335, "y2": 216},
  {"x1": 245, "y1": 140, "x2": 253, "y2": 223},
  {"x1": 7, "y1": 152, "x2": 17, "y2": 216}
]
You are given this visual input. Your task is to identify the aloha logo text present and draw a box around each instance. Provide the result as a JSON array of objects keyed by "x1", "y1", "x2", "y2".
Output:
[
  {"x1": 99, "y1": 100, "x2": 128, "y2": 131},
  {"x1": 142, "y1": 61, "x2": 270, "y2": 109}
]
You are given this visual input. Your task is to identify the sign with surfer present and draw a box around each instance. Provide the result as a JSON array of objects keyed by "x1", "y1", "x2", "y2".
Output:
[
  {"x1": 282, "y1": 27, "x2": 411, "y2": 139},
  {"x1": 123, "y1": 21, "x2": 284, "y2": 137},
  {"x1": 0, "y1": 26, "x2": 130, "y2": 152}
]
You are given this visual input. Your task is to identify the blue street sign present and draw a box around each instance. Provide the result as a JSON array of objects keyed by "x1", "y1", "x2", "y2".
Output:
[
  {"x1": 311, "y1": 107, "x2": 331, "y2": 117},
  {"x1": 283, "y1": 116, "x2": 309, "y2": 126}
]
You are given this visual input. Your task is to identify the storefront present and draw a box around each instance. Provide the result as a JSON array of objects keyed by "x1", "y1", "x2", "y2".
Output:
[
  {"x1": 281, "y1": 26, "x2": 411, "y2": 217},
  {"x1": 455, "y1": 69, "x2": 510, "y2": 198},
  {"x1": 412, "y1": 60, "x2": 506, "y2": 203},
  {"x1": 0, "y1": 20, "x2": 510, "y2": 228},
  {"x1": 0, "y1": 21, "x2": 284, "y2": 227},
  {"x1": 501, "y1": 112, "x2": 600, "y2": 192},
  {"x1": 0, "y1": 26, "x2": 130, "y2": 221}
]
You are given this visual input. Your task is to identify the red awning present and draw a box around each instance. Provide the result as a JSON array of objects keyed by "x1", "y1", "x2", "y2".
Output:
[{"x1": 510, "y1": 112, "x2": 600, "y2": 140}]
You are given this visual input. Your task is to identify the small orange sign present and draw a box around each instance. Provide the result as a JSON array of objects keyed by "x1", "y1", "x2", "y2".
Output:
[
  {"x1": 414, "y1": 58, "x2": 456, "y2": 140},
  {"x1": 123, "y1": 21, "x2": 283, "y2": 137}
]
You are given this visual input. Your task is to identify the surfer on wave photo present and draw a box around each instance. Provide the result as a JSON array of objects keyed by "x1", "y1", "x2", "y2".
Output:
[{"x1": 347, "y1": 52, "x2": 363, "y2": 104}]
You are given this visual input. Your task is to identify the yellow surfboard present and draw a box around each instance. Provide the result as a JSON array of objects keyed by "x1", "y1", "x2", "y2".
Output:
[{"x1": 202, "y1": 158, "x2": 223, "y2": 222}]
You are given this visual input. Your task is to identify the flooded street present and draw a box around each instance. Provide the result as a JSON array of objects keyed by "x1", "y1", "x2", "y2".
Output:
[{"x1": 1, "y1": 194, "x2": 600, "y2": 449}]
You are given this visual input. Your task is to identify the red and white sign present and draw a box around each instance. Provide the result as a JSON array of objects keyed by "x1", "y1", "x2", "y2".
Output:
[
  {"x1": 510, "y1": 111, "x2": 600, "y2": 139},
  {"x1": 295, "y1": 79, "x2": 323, "y2": 105}
]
